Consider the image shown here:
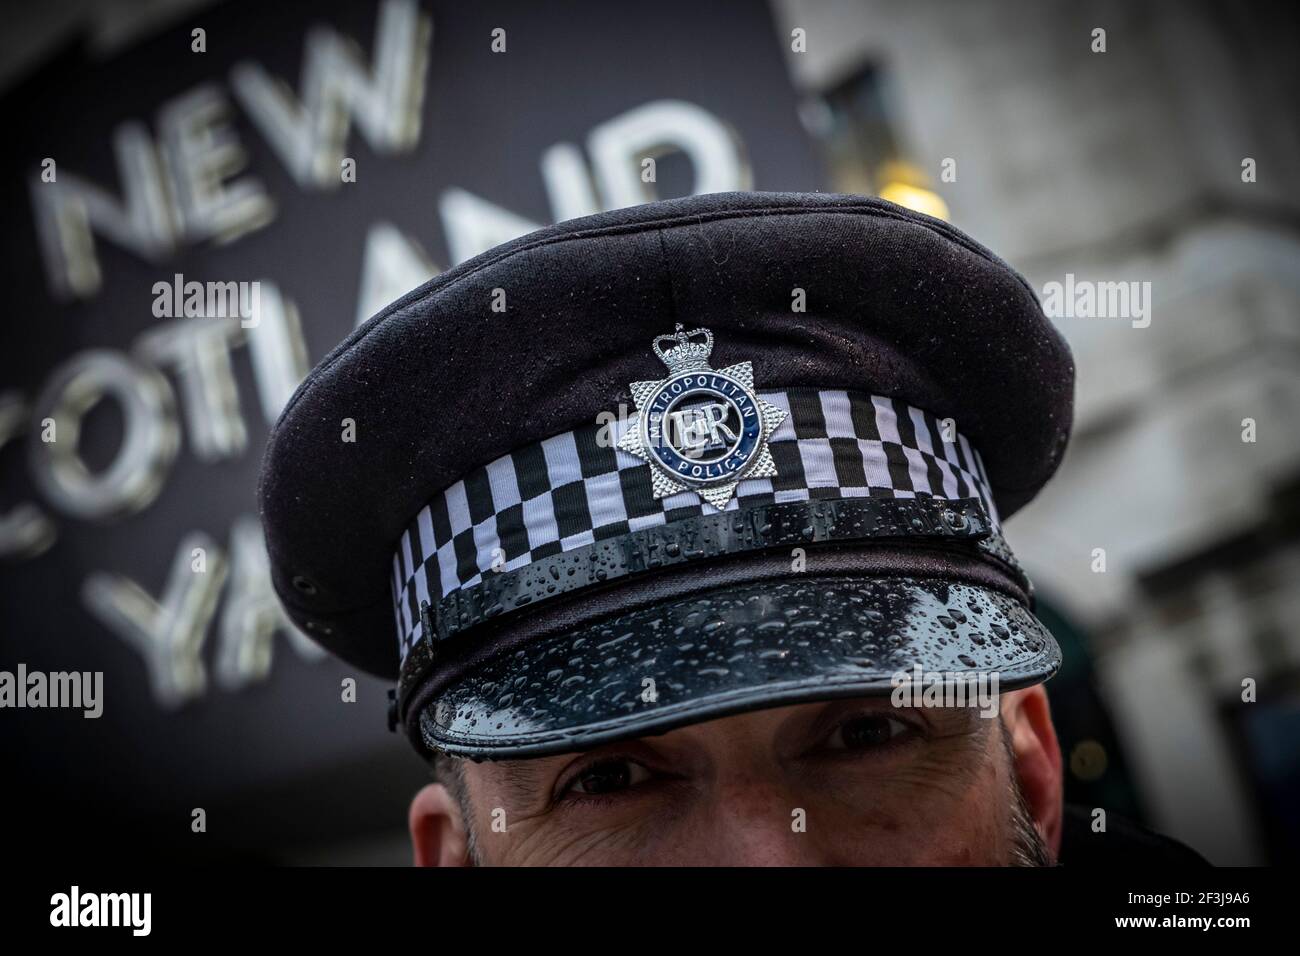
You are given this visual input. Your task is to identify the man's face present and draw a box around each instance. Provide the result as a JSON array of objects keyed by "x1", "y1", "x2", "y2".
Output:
[{"x1": 411, "y1": 687, "x2": 1062, "y2": 866}]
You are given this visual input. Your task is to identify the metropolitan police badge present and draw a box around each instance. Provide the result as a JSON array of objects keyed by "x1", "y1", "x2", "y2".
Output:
[{"x1": 618, "y1": 324, "x2": 787, "y2": 510}]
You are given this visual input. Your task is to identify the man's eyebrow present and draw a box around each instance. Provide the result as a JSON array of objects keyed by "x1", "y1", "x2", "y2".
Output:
[{"x1": 492, "y1": 757, "x2": 561, "y2": 805}]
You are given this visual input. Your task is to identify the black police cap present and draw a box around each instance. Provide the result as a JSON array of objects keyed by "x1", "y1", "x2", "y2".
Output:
[{"x1": 259, "y1": 191, "x2": 1074, "y2": 759}]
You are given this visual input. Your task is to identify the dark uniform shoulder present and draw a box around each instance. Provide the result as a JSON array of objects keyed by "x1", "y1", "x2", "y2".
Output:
[{"x1": 1059, "y1": 803, "x2": 1212, "y2": 866}]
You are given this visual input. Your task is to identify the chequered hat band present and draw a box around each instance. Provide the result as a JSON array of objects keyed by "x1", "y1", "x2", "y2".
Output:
[{"x1": 392, "y1": 388, "x2": 997, "y2": 664}]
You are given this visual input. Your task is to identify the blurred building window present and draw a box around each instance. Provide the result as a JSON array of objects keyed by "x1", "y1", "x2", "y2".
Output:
[{"x1": 802, "y1": 62, "x2": 948, "y2": 220}]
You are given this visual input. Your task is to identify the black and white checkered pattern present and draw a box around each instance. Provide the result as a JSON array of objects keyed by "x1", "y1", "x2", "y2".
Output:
[{"x1": 393, "y1": 388, "x2": 998, "y2": 663}]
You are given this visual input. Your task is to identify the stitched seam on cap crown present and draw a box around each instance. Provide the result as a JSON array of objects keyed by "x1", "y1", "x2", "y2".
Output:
[{"x1": 655, "y1": 227, "x2": 682, "y2": 326}]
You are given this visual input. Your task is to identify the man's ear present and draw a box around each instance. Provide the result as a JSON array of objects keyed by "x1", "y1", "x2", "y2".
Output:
[
  {"x1": 409, "y1": 783, "x2": 471, "y2": 867},
  {"x1": 1002, "y1": 686, "x2": 1064, "y2": 861}
]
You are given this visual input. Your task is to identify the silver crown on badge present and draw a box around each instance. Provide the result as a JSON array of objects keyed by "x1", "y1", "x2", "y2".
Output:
[
  {"x1": 618, "y1": 324, "x2": 786, "y2": 511},
  {"x1": 652, "y1": 325, "x2": 714, "y2": 372}
]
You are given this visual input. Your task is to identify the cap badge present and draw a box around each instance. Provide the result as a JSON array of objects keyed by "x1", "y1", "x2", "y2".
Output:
[{"x1": 617, "y1": 324, "x2": 787, "y2": 510}]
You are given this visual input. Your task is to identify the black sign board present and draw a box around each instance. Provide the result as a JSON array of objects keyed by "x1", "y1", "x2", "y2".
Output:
[{"x1": 0, "y1": 0, "x2": 823, "y2": 857}]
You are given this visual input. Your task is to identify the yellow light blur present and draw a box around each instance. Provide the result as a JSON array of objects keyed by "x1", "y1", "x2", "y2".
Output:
[
  {"x1": 877, "y1": 181, "x2": 950, "y2": 221},
  {"x1": 1069, "y1": 740, "x2": 1109, "y2": 781}
]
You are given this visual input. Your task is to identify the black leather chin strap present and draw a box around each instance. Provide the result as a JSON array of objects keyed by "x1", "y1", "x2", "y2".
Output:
[
  {"x1": 392, "y1": 496, "x2": 1030, "y2": 739},
  {"x1": 431, "y1": 495, "x2": 992, "y2": 643}
]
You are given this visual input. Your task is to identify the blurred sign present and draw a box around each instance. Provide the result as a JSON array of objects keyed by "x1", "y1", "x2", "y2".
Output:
[{"x1": 0, "y1": 0, "x2": 821, "y2": 831}]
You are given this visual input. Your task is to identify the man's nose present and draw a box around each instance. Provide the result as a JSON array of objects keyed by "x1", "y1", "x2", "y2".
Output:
[{"x1": 702, "y1": 777, "x2": 835, "y2": 866}]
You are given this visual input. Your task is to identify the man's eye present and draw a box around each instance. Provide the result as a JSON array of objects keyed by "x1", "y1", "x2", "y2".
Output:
[
  {"x1": 567, "y1": 758, "x2": 653, "y2": 796},
  {"x1": 825, "y1": 714, "x2": 913, "y2": 751}
]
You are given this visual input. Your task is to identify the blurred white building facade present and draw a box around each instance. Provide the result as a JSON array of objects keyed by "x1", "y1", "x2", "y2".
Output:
[{"x1": 774, "y1": 0, "x2": 1300, "y2": 863}]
